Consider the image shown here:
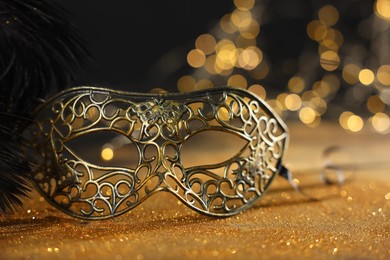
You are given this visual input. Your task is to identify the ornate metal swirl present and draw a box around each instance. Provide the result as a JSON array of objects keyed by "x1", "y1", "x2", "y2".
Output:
[{"x1": 28, "y1": 86, "x2": 288, "y2": 219}]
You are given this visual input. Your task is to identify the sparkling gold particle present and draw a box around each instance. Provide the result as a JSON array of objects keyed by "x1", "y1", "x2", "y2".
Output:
[
  {"x1": 377, "y1": 64, "x2": 390, "y2": 85},
  {"x1": 299, "y1": 107, "x2": 316, "y2": 124},
  {"x1": 319, "y1": 5, "x2": 339, "y2": 26},
  {"x1": 371, "y1": 112, "x2": 390, "y2": 133},
  {"x1": 248, "y1": 84, "x2": 266, "y2": 99},
  {"x1": 288, "y1": 76, "x2": 305, "y2": 93},
  {"x1": 358, "y1": 69, "x2": 375, "y2": 85},
  {"x1": 177, "y1": 75, "x2": 196, "y2": 92},
  {"x1": 375, "y1": 0, "x2": 390, "y2": 20},
  {"x1": 342, "y1": 64, "x2": 361, "y2": 84},
  {"x1": 234, "y1": 0, "x2": 255, "y2": 10},
  {"x1": 347, "y1": 115, "x2": 364, "y2": 132},
  {"x1": 227, "y1": 74, "x2": 247, "y2": 88},
  {"x1": 195, "y1": 34, "x2": 217, "y2": 55},
  {"x1": 320, "y1": 51, "x2": 340, "y2": 71},
  {"x1": 187, "y1": 49, "x2": 206, "y2": 68},
  {"x1": 385, "y1": 192, "x2": 390, "y2": 200}
]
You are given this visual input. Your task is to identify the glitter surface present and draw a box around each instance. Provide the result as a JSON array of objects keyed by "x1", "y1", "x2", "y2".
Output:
[{"x1": 0, "y1": 123, "x2": 389, "y2": 259}]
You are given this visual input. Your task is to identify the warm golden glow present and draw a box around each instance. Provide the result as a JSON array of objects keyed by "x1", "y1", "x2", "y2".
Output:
[
  {"x1": 320, "y1": 51, "x2": 340, "y2": 71},
  {"x1": 248, "y1": 84, "x2": 266, "y2": 99},
  {"x1": 187, "y1": 49, "x2": 206, "y2": 68},
  {"x1": 195, "y1": 79, "x2": 213, "y2": 90},
  {"x1": 231, "y1": 9, "x2": 252, "y2": 28},
  {"x1": 285, "y1": 94, "x2": 302, "y2": 111},
  {"x1": 227, "y1": 74, "x2": 247, "y2": 88},
  {"x1": 299, "y1": 107, "x2": 316, "y2": 124},
  {"x1": 371, "y1": 112, "x2": 390, "y2": 133},
  {"x1": 239, "y1": 19, "x2": 260, "y2": 39},
  {"x1": 234, "y1": 0, "x2": 255, "y2": 11},
  {"x1": 101, "y1": 147, "x2": 114, "y2": 161},
  {"x1": 249, "y1": 61, "x2": 269, "y2": 80},
  {"x1": 367, "y1": 95, "x2": 385, "y2": 113},
  {"x1": 307, "y1": 20, "x2": 327, "y2": 41},
  {"x1": 377, "y1": 64, "x2": 390, "y2": 85},
  {"x1": 195, "y1": 34, "x2": 217, "y2": 55},
  {"x1": 358, "y1": 68, "x2": 375, "y2": 85},
  {"x1": 339, "y1": 111, "x2": 354, "y2": 130},
  {"x1": 312, "y1": 80, "x2": 330, "y2": 97},
  {"x1": 347, "y1": 115, "x2": 364, "y2": 132},
  {"x1": 177, "y1": 75, "x2": 196, "y2": 92},
  {"x1": 375, "y1": 0, "x2": 390, "y2": 20},
  {"x1": 220, "y1": 14, "x2": 238, "y2": 33},
  {"x1": 288, "y1": 76, "x2": 305, "y2": 93},
  {"x1": 319, "y1": 5, "x2": 339, "y2": 26},
  {"x1": 238, "y1": 46, "x2": 262, "y2": 70},
  {"x1": 342, "y1": 64, "x2": 361, "y2": 84}
]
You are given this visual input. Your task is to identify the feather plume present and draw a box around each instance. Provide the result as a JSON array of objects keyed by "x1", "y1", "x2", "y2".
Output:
[{"x1": 0, "y1": 0, "x2": 90, "y2": 214}]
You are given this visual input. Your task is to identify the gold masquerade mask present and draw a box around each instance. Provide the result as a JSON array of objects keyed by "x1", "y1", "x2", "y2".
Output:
[{"x1": 29, "y1": 86, "x2": 289, "y2": 219}]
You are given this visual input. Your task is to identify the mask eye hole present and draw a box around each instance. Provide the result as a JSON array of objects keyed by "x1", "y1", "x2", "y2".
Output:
[
  {"x1": 181, "y1": 130, "x2": 249, "y2": 168},
  {"x1": 64, "y1": 131, "x2": 139, "y2": 169}
]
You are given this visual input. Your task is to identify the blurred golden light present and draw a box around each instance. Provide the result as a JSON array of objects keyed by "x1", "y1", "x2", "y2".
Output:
[
  {"x1": 319, "y1": 5, "x2": 339, "y2": 26},
  {"x1": 339, "y1": 111, "x2": 354, "y2": 130},
  {"x1": 195, "y1": 34, "x2": 217, "y2": 55},
  {"x1": 231, "y1": 9, "x2": 252, "y2": 28},
  {"x1": 277, "y1": 93, "x2": 288, "y2": 110},
  {"x1": 301, "y1": 90, "x2": 319, "y2": 102},
  {"x1": 195, "y1": 79, "x2": 214, "y2": 90},
  {"x1": 234, "y1": 0, "x2": 255, "y2": 11},
  {"x1": 320, "y1": 51, "x2": 340, "y2": 71},
  {"x1": 285, "y1": 94, "x2": 302, "y2": 111},
  {"x1": 323, "y1": 74, "x2": 340, "y2": 93},
  {"x1": 299, "y1": 107, "x2": 316, "y2": 124},
  {"x1": 312, "y1": 80, "x2": 330, "y2": 97},
  {"x1": 249, "y1": 61, "x2": 269, "y2": 80},
  {"x1": 267, "y1": 99, "x2": 283, "y2": 116},
  {"x1": 235, "y1": 35, "x2": 257, "y2": 48},
  {"x1": 307, "y1": 20, "x2": 327, "y2": 41},
  {"x1": 101, "y1": 147, "x2": 114, "y2": 161},
  {"x1": 371, "y1": 112, "x2": 390, "y2": 133},
  {"x1": 324, "y1": 28, "x2": 344, "y2": 47},
  {"x1": 150, "y1": 88, "x2": 168, "y2": 93},
  {"x1": 342, "y1": 64, "x2": 361, "y2": 84},
  {"x1": 248, "y1": 84, "x2": 267, "y2": 99},
  {"x1": 347, "y1": 115, "x2": 364, "y2": 132},
  {"x1": 227, "y1": 74, "x2": 247, "y2": 88},
  {"x1": 309, "y1": 97, "x2": 327, "y2": 115},
  {"x1": 375, "y1": 0, "x2": 390, "y2": 20},
  {"x1": 320, "y1": 39, "x2": 339, "y2": 51},
  {"x1": 377, "y1": 64, "x2": 390, "y2": 85},
  {"x1": 177, "y1": 75, "x2": 196, "y2": 92},
  {"x1": 204, "y1": 54, "x2": 217, "y2": 74},
  {"x1": 216, "y1": 49, "x2": 238, "y2": 70},
  {"x1": 239, "y1": 19, "x2": 260, "y2": 39},
  {"x1": 358, "y1": 68, "x2": 375, "y2": 85},
  {"x1": 187, "y1": 49, "x2": 206, "y2": 68},
  {"x1": 220, "y1": 14, "x2": 238, "y2": 34},
  {"x1": 238, "y1": 47, "x2": 262, "y2": 70},
  {"x1": 288, "y1": 76, "x2": 305, "y2": 93},
  {"x1": 367, "y1": 95, "x2": 385, "y2": 113}
]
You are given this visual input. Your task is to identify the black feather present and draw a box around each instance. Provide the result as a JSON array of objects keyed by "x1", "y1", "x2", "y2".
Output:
[{"x1": 0, "y1": 0, "x2": 90, "y2": 214}]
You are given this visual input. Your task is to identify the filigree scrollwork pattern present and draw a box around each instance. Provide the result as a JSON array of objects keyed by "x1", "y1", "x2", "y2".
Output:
[{"x1": 29, "y1": 86, "x2": 288, "y2": 219}]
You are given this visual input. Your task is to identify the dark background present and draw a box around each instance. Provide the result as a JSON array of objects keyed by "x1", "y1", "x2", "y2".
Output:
[{"x1": 53, "y1": 0, "x2": 372, "y2": 92}]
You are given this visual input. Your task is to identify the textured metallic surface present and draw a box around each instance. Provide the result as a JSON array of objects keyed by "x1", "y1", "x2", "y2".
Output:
[{"x1": 29, "y1": 87, "x2": 288, "y2": 219}]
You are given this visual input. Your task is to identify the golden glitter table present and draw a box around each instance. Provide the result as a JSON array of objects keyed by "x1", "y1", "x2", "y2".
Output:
[{"x1": 0, "y1": 123, "x2": 389, "y2": 259}]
